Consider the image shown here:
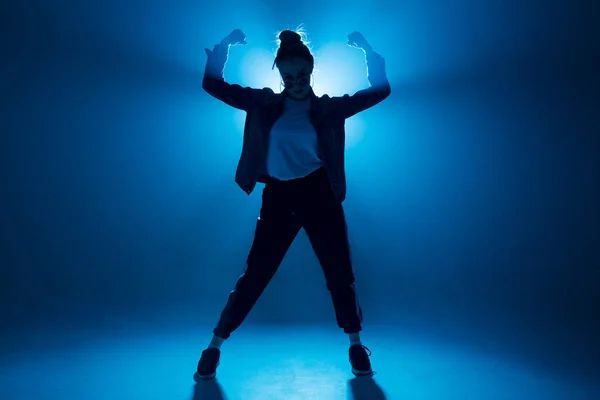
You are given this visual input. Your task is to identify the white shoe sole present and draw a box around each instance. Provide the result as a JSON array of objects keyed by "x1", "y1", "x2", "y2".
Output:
[
  {"x1": 352, "y1": 368, "x2": 374, "y2": 376},
  {"x1": 194, "y1": 371, "x2": 216, "y2": 380}
]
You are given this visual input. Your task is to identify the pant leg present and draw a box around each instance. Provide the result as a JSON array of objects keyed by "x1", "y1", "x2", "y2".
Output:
[
  {"x1": 300, "y1": 171, "x2": 363, "y2": 334},
  {"x1": 213, "y1": 183, "x2": 302, "y2": 339}
]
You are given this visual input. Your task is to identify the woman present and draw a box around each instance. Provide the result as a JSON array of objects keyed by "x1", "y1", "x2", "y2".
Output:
[{"x1": 197, "y1": 28, "x2": 391, "y2": 380}]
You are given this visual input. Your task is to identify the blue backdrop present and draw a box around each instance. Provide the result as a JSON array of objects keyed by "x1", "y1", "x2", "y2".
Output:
[{"x1": 1, "y1": 0, "x2": 598, "y2": 381}]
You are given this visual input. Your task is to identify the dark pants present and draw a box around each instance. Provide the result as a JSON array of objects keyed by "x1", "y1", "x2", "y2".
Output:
[{"x1": 213, "y1": 167, "x2": 363, "y2": 339}]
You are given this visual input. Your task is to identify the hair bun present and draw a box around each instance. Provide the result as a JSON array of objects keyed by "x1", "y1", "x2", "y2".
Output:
[{"x1": 279, "y1": 30, "x2": 302, "y2": 46}]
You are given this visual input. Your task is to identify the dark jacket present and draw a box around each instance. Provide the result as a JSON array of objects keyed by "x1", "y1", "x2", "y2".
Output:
[{"x1": 202, "y1": 42, "x2": 391, "y2": 203}]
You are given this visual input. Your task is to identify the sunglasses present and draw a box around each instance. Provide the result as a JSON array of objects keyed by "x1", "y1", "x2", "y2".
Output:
[{"x1": 282, "y1": 76, "x2": 311, "y2": 89}]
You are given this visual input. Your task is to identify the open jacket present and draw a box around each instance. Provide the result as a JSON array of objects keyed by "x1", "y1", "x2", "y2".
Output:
[{"x1": 202, "y1": 42, "x2": 391, "y2": 203}]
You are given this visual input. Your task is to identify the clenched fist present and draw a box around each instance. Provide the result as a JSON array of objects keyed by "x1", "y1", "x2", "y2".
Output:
[{"x1": 221, "y1": 29, "x2": 247, "y2": 46}]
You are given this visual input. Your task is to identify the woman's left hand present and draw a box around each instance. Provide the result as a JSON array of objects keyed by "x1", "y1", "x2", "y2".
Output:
[{"x1": 347, "y1": 31, "x2": 371, "y2": 51}]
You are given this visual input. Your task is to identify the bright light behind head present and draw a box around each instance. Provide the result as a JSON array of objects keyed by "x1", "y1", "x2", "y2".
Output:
[
  {"x1": 238, "y1": 47, "x2": 283, "y2": 92},
  {"x1": 239, "y1": 39, "x2": 365, "y2": 97},
  {"x1": 237, "y1": 37, "x2": 369, "y2": 149}
]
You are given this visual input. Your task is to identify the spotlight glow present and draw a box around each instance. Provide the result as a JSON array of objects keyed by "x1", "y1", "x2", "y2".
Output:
[
  {"x1": 235, "y1": 42, "x2": 370, "y2": 148},
  {"x1": 239, "y1": 47, "x2": 282, "y2": 92}
]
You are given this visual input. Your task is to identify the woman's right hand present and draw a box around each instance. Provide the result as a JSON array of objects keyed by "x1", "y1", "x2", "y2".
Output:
[{"x1": 221, "y1": 29, "x2": 247, "y2": 46}]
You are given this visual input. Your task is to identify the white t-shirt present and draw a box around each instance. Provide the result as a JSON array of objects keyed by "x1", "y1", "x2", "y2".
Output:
[{"x1": 266, "y1": 96, "x2": 323, "y2": 180}]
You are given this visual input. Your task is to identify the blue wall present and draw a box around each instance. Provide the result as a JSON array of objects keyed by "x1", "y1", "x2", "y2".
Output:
[{"x1": 1, "y1": 0, "x2": 598, "y2": 374}]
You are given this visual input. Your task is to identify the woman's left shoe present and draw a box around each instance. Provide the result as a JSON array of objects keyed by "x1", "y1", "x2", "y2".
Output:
[{"x1": 349, "y1": 344, "x2": 373, "y2": 376}]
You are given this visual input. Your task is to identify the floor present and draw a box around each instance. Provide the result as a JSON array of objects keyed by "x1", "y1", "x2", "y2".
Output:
[{"x1": 1, "y1": 323, "x2": 598, "y2": 400}]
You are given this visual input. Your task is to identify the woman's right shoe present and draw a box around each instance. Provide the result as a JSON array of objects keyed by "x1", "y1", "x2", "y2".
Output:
[{"x1": 195, "y1": 348, "x2": 220, "y2": 380}]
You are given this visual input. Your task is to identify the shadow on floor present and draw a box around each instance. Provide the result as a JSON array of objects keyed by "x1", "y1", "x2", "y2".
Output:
[
  {"x1": 190, "y1": 374, "x2": 388, "y2": 400},
  {"x1": 192, "y1": 378, "x2": 227, "y2": 400},
  {"x1": 348, "y1": 374, "x2": 388, "y2": 400}
]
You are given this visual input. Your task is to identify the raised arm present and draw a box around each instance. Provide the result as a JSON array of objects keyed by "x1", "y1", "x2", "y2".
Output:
[
  {"x1": 203, "y1": 29, "x2": 272, "y2": 111},
  {"x1": 327, "y1": 32, "x2": 392, "y2": 119}
]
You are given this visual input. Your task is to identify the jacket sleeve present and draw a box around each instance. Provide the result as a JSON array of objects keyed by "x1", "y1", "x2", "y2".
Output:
[
  {"x1": 202, "y1": 43, "x2": 270, "y2": 111},
  {"x1": 327, "y1": 49, "x2": 392, "y2": 119}
]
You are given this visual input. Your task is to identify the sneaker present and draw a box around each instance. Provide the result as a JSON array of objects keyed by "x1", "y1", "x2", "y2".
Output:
[
  {"x1": 349, "y1": 344, "x2": 373, "y2": 376},
  {"x1": 195, "y1": 348, "x2": 220, "y2": 380}
]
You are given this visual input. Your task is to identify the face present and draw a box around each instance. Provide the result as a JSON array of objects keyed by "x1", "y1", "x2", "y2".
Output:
[{"x1": 278, "y1": 57, "x2": 313, "y2": 101}]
